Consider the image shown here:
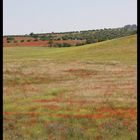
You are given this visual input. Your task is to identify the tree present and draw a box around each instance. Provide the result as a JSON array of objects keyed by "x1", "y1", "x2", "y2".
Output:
[{"x1": 29, "y1": 32, "x2": 34, "y2": 36}]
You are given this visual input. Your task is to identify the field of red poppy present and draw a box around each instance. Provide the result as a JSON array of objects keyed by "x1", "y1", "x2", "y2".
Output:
[{"x1": 3, "y1": 35, "x2": 137, "y2": 140}]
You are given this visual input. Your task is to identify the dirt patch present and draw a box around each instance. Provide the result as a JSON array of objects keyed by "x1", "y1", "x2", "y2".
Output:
[{"x1": 63, "y1": 69, "x2": 98, "y2": 77}]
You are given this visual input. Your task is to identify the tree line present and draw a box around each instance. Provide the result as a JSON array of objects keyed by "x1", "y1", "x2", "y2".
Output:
[{"x1": 5, "y1": 24, "x2": 137, "y2": 47}]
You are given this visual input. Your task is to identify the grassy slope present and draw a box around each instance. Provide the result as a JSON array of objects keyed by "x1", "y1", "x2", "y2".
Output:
[
  {"x1": 4, "y1": 35, "x2": 137, "y2": 64},
  {"x1": 3, "y1": 35, "x2": 137, "y2": 140}
]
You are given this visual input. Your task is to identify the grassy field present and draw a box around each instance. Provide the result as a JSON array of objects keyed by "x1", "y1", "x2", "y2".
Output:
[{"x1": 3, "y1": 35, "x2": 137, "y2": 140}]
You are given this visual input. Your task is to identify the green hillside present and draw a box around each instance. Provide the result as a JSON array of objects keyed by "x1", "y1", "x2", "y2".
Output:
[{"x1": 4, "y1": 35, "x2": 137, "y2": 65}]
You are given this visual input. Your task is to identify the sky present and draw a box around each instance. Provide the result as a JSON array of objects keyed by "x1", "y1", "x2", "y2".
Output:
[{"x1": 3, "y1": 0, "x2": 137, "y2": 35}]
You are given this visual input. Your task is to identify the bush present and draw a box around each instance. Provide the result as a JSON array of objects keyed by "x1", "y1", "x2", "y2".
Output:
[
  {"x1": 27, "y1": 39, "x2": 31, "y2": 42},
  {"x1": 20, "y1": 40, "x2": 24, "y2": 42},
  {"x1": 33, "y1": 35, "x2": 38, "y2": 39},
  {"x1": 40, "y1": 38, "x2": 46, "y2": 41},
  {"x1": 7, "y1": 36, "x2": 14, "y2": 41},
  {"x1": 40, "y1": 36, "x2": 49, "y2": 41},
  {"x1": 62, "y1": 36, "x2": 69, "y2": 40},
  {"x1": 53, "y1": 43, "x2": 62, "y2": 47},
  {"x1": 56, "y1": 38, "x2": 61, "y2": 40},
  {"x1": 63, "y1": 43, "x2": 71, "y2": 47},
  {"x1": 52, "y1": 43, "x2": 71, "y2": 47},
  {"x1": 33, "y1": 39, "x2": 38, "y2": 42}
]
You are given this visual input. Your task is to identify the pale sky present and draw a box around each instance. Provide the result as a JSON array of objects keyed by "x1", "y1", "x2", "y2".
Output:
[{"x1": 3, "y1": 0, "x2": 137, "y2": 35}]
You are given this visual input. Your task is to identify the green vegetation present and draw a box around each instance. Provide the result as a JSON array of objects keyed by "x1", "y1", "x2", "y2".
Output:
[
  {"x1": 4, "y1": 24, "x2": 137, "y2": 48},
  {"x1": 4, "y1": 35, "x2": 137, "y2": 65},
  {"x1": 6, "y1": 36, "x2": 15, "y2": 43},
  {"x1": 53, "y1": 43, "x2": 72, "y2": 47},
  {"x1": 20, "y1": 40, "x2": 24, "y2": 43},
  {"x1": 3, "y1": 35, "x2": 137, "y2": 140},
  {"x1": 27, "y1": 39, "x2": 31, "y2": 42}
]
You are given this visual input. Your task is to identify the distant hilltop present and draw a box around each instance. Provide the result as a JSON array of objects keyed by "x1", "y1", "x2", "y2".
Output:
[{"x1": 3, "y1": 24, "x2": 137, "y2": 37}]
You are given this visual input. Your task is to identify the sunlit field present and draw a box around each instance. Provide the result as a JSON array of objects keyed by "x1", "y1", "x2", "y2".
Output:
[{"x1": 3, "y1": 35, "x2": 137, "y2": 140}]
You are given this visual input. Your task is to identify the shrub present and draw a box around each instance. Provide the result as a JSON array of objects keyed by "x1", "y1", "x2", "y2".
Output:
[
  {"x1": 20, "y1": 40, "x2": 24, "y2": 42},
  {"x1": 63, "y1": 43, "x2": 71, "y2": 47},
  {"x1": 20, "y1": 40, "x2": 25, "y2": 42},
  {"x1": 33, "y1": 39, "x2": 38, "y2": 42},
  {"x1": 33, "y1": 35, "x2": 38, "y2": 39},
  {"x1": 62, "y1": 36, "x2": 69, "y2": 40},
  {"x1": 56, "y1": 38, "x2": 61, "y2": 40},
  {"x1": 55, "y1": 43, "x2": 63, "y2": 47},
  {"x1": 7, "y1": 37, "x2": 14, "y2": 43},
  {"x1": 40, "y1": 36, "x2": 49, "y2": 41},
  {"x1": 27, "y1": 39, "x2": 31, "y2": 42},
  {"x1": 40, "y1": 38, "x2": 46, "y2": 41}
]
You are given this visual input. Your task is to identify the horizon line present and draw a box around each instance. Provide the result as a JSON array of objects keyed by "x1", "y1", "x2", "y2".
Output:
[{"x1": 3, "y1": 23, "x2": 137, "y2": 36}]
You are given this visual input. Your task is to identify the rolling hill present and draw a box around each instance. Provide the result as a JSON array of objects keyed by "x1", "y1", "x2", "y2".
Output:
[
  {"x1": 3, "y1": 35, "x2": 137, "y2": 140},
  {"x1": 4, "y1": 35, "x2": 137, "y2": 64}
]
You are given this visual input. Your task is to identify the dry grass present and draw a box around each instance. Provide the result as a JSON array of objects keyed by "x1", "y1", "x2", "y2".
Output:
[{"x1": 3, "y1": 35, "x2": 137, "y2": 140}]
